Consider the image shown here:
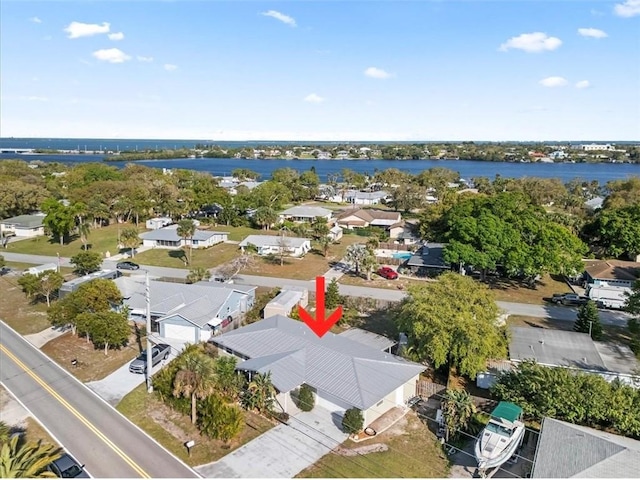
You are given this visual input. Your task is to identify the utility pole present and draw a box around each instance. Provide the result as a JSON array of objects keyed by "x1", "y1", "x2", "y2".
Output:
[
  {"x1": 589, "y1": 321, "x2": 593, "y2": 338},
  {"x1": 145, "y1": 271, "x2": 153, "y2": 393}
]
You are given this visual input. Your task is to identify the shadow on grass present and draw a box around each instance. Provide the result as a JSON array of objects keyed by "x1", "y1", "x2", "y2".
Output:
[{"x1": 168, "y1": 250, "x2": 188, "y2": 264}]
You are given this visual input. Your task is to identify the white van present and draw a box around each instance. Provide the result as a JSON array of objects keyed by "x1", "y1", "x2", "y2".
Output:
[{"x1": 24, "y1": 263, "x2": 58, "y2": 275}]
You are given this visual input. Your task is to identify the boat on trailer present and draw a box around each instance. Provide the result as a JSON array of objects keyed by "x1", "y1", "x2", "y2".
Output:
[{"x1": 474, "y1": 401, "x2": 525, "y2": 471}]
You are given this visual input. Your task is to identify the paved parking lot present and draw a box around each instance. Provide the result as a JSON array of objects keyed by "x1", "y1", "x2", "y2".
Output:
[{"x1": 196, "y1": 407, "x2": 348, "y2": 478}]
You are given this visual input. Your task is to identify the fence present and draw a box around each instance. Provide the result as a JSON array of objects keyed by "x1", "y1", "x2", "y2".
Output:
[
  {"x1": 416, "y1": 380, "x2": 447, "y2": 399},
  {"x1": 378, "y1": 243, "x2": 412, "y2": 251}
]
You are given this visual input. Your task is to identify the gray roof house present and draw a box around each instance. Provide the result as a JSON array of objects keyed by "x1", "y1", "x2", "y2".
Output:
[
  {"x1": 280, "y1": 206, "x2": 333, "y2": 223},
  {"x1": 532, "y1": 418, "x2": 640, "y2": 478},
  {"x1": 139, "y1": 225, "x2": 228, "y2": 249},
  {"x1": 263, "y1": 286, "x2": 309, "y2": 318},
  {"x1": 239, "y1": 235, "x2": 311, "y2": 257},
  {"x1": 210, "y1": 315, "x2": 425, "y2": 426},
  {"x1": 0, "y1": 213, "x2": 46, "y2": 238},
  {"x1": 114, "y1": 277, "x2": 256, "y2": 342}
]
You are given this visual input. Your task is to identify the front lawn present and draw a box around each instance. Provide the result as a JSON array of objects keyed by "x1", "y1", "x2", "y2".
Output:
[
  {"x1": 117, "y1": 384, "x2": 274, "y2": 467},
  {"x1": 133, "y1": 242, "x2": 239, "y2": 270},
  {"x1": 41, "y1": 330, "x2": 141, "y2": 382},
  {"x1": 486, "y1": 274, "x2": 570, "y2": 305},
  {"x1": 297, "y1": 413, "x2": 449, "y2": 478},
  {"x1": 0, "y1": 275, "x2": 53, "y2": 335}
]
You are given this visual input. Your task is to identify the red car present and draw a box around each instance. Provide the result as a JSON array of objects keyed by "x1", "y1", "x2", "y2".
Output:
[{"x1": 377, "y1": 267, "x2": 398, "y2": 280}]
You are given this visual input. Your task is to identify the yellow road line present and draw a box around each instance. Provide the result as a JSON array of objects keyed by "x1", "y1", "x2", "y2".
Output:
[{"x1": 0, "y1": 344, "x2": 150, "y2": 478}]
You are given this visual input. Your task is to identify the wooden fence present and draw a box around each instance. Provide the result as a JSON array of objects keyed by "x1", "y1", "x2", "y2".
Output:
[{"x1": 416, "y1": 380, "x2": 447, "y2": 399}]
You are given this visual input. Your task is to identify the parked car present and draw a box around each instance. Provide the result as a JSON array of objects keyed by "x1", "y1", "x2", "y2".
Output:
[
  {"x1": 116, "y1": 261, "x2": 139, "y2": 270},
  {"x1": 47, "y1": 453, "x2": 90, "y2": 478},
  {"x1": 551, "y1": 292, "x2": 589, "y2": 306},
  {"x1": 129, "y1": 344, "x2": 171, "y2": 374},
  {"x1": 377, "y1": 266, "x2": 399, "y2": 280}
]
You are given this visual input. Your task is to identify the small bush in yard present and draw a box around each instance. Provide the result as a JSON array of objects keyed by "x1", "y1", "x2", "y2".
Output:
[
  {"x1": 297, "y1": 384, "x2": 315, "y2": 412},
  {"x1": 342, "y1": 408, "x2": 364, "y2": 434}
]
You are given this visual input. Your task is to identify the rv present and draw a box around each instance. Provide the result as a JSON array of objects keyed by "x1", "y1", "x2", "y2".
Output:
[
  {"x1": 58, "y1": 269, "x2": 121, "y2": 298},
  {"x1": 587, "y1": 285, "x2": 631, "y2": 310}
]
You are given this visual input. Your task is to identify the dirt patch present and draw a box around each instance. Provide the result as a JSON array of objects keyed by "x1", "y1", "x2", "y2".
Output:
[
  {"x1": 334, "y1": 443, "x2": 389, "y2": 456},
  {"x1": 0, "y1": 276, "x2": 52, "y2": 335}
]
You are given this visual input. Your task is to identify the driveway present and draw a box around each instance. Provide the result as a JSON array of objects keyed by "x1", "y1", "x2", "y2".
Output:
[
  {"x1": 86, "y1": 336, "x2": 186, "y2": 406},
  {"x1": 196, "y1": 407, "x2": 348, "y2": 478}
]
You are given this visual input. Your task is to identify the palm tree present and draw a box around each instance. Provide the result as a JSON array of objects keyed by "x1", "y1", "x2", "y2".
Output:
[
  {"x1": 78, "y1": 222, "x2": 91, "y2": 251},
  {"x1": 0, "y1": 422, "x2": 10, "y2": 444},
  {"x1": 316, "y1": 235, "x2": 331, "y2": 257},
  {"x1": 186, "y1": 267, "x2": 211, "y2": 284},
  {"x1": 442, "y1": 389, "x2": 476, "y2": 442},
  {"x1": 0, "y1": 436, "x2": 62, "y2": 478},
  {"x1": 176, "y1": 219, "x2": 196, "y2": 265},
  {"x1": 173, "y1": 350, "x2": 217, "y2": 424},
  {"x1": 119, "y1": 227, "x2": 140, "y2": 258},
  {"x1": 243, "y1": 372, "x2": 276, "y2": 414}
]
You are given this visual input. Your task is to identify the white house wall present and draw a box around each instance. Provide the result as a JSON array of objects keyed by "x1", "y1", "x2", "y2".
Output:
[
  {"x1": 315, "y1": 389, "x2": 351, "y2": 418},
  {"x1": 14, "y1": 227, "x2": 45, "y2": 238}
]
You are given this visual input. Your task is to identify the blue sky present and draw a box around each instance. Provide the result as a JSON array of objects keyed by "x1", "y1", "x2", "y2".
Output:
[{"x1": 1, "y1": 0, "x2": 639, "y2": 141}]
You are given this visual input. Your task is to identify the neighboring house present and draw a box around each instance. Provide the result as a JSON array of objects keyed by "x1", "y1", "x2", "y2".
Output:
[
  {"x1": 115, "y1": 277, "x2": 256, "y2": 341},
  {"x1": 336, "y1": 209, "x2": 402, "y2": 233},
  {"x1": 59, "y1": 269, "x2": 121, "y2": 298},
  {"x1": 279, "y1": 206, "x2": 333, "y2": 223},
  {"x1": 531, "y1": 418, "x2": 640, "y2": 478},
  {"x1": 0, "y1": 214, "x2": 46, "y2": 238},
  {"x1": 263, "y1": 286, "x2": 309, "y2": 318},
  {"x1": 405, "y1": 244, "x2": 450, "y2": 276},
  {"x1": 328, "y1": 225, "x2": 343, "y2": 242},
  {"x1": 387, "y1": 221, "x2": 419, "y2": 243},
  {"x1": 210, "y1": 315, "x2": 425, "y2": 426},
  {"x1": 139, "y1": 225, "x2": 228, "y2": 249},
  {"x1": 584, "y1": 196, "x2": 604, "y2": 211},
  {"x1": 343, "y1": 190, "x2": 390, "y2": 205},
  {"x1": 145, "y1": 217, "x2": 173, "y2": 230},
  {"x1": 583, "y1": 259, "x2": 640, "y2": 289},
  {"x1": 238, "y1": 235, "x2": 311, "y2": 257},
  {"x1": 338, "y1": 328, "x2": 396, "y2": 353}
]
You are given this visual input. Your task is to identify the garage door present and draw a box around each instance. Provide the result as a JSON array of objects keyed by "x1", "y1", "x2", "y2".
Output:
[
  {"x1": 163, "y1": 324, "x2": 197, "y2": 342},
  {"x1": 315, "y1": 391, "x2": 349, "y2": 418}
]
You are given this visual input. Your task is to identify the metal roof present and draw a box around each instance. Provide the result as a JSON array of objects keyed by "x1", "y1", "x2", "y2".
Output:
[
  {"x1": 406, "y1": 244, "x2": 449, "y2": 268},
  {"x1": 280, "y1": 206, "x2": 332, "y2": 218},
  {"x1": 509, "y1": 327, "x2": 607, "y2": 371},
  {"x1": 211, "y1": 315, "x2": 425, "y2": 410},
  {"x1": 338, "y1": 328, "x2": 396, "y2": 351},
  {"x1": 139, "y1": 225, "x2": 228, "y2": 242},
  {"x1": 0, "y1": 214, "x2": 45, "y2": 229},
  {"x1": 267, "y1": 290, "x2": 303, "y2": 310},
  {"x1": 238, "y1": 235, "x2": 310, "y2": 249},
  {"x1": 532, "y1": 418, "x2": 640, "y2": 478}
]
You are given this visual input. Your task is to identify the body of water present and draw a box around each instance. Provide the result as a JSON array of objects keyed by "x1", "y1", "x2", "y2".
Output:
[{"x1": 1, "y1": 138, "x2": 638, "y2": 184}]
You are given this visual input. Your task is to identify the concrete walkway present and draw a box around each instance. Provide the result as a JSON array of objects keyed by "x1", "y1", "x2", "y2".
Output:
[
  {"x1": 24, "y1": 326, "x2": 70, "y2": 348},
  {"x1": 322, "y1": 257, "x2": 349, "y2": 281},
  {"x1": 195, "y1": 408, "x2": 348, "y2": 478}
]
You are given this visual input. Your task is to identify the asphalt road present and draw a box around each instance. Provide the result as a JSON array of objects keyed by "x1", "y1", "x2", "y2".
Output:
[
  {"x1": 0, "y1": 321, "x2": 198, "y2": 479},
  {"x1": 2, "y1": 251, "x2": 631, "y2": 326}
]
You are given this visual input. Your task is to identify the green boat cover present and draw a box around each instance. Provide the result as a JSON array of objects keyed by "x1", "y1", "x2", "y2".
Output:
[{"x1": 491, "y1": 401, "x2": 523, "y2": 423}]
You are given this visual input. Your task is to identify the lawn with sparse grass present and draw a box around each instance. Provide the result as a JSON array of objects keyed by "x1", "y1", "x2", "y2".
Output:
[
  {"x1": 41, "y1": 330, "x2": 141, "y2": 382},
  {"x1": 297, "y1": 413, "x2": 449, "y2": 478},
  {"x1": 23, "y1": 417, "x2": 59, "y2": 446},
  {"x1": 486, "y1": 274, "x2": 570, "y2": 305},
  {"x1": 0, "y1": 275, "x2": 54, "y2": 334},
  {"x1": 117, "y1": 383, "x2": 274, "y2": 467},
  {"x1": 133, "y1": 242, "x2": 239, "y2": 270},
  {"x1": 7, "y1": 224, "x2": 138, "y2": 258}
]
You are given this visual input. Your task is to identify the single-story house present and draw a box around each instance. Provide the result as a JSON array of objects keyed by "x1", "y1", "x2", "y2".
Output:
[
  {"x1": 115, "y1": 277, "x2": 256, "y2": 341},
  {"x1": 583, "y1": 259, "x2": 640, "y2": 289},
  {"x1": 388, "y1": 221, "x2": 419, "y2": 243},
  {"x1": 279, "y1": 206, "x2": 333, "y2": 223},
  {"x1": 210, "y1": 315, "x2": 425, "y2": 426},
  {"x1": 336, "y1": 209, "x2": 402, "y2": 231},
  {"x1": 146, "y1": 217, "x2": 173, "y2": 230},
  {"x1": 405, "y1": 243, "x2": 450, "y2": 276},
  {"x1": 343, "y1": 190, "x2": 390, "y2": 205},
  {"x1": 531, "y1": 418, "x2": 640, "y2": 478},
  {"x1": 328, "y1": 225, "x2": 343, "y2": 242},
  {"x1": 139, "y1": 225, "x2": 228, "y2": 249},
  {"x1": 263, "y1": 286, "x2": 309, "y2": 318},
  {"x1": 239, "y1": 235, "x2": 311, "y2": 257},
  {"x1": 0, "y1": 214, "x2": 46, "y2": 238},
  {"x1": 338, "y1": 328, "x2": 396, "y2": 353},
  {"x1": 584, "y1": 196, "x2": 604, "y2": 211}
]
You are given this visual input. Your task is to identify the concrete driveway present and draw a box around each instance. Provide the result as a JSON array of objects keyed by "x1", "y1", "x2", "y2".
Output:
[
  {"x1": 196, "y1": 407, "x2": 348, "y2": 478},
  {"x1": 86, "y1": 336, "x2": 185, "y2": 405}
]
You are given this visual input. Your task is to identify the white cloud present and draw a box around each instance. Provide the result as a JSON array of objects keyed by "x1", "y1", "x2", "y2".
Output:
[
  {"x1": 29, "y1": 17, "x2": 42, "y2": 24},
  {"x1": 64, "y1": 21, "x2": 110, "y2": 39},
  {"x1": 578, "y1": 28, "x2": 608, "y2": 39},
  {"x1": 163, "y1": 64, "x2": 178, "y2": 71},
  {"x1": 304, "y1": 93, "x2": 325, "y2": 103},
  {"x1": 92, "y1": 48, "x2": 131, "y2": 63},
  {"x1": 575, "y1": 80, "x2": 591, "y2": 89},
  {"x1": 262, "y1": 10, "x2": 297, "y2": 27},
  {"x1": 24, "y1": 96, "x2": 48, "y2": 102},
  {"x1": 137, "y1": 56, "x2": 153, "y2": 62},
  {"x1": 499, "y1": 32, "x2": 562, "y2": 53},
  {"x1": 614, "y1": 0, "x2": 640, "y2": 17},
  {"x1": 539, "y1": 76, "x2": 568, "y2": 87},
  {"x1": 108, "y1": 32, "x2": 124, "y2": 41},
  {"x1": 364, "y1": 67, "x2": 393, "y2": 79}
]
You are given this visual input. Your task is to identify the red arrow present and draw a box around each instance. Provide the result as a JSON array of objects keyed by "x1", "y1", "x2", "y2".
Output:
[{"x1": 298, "y1": 276, "x2": 343, "y2": 338}]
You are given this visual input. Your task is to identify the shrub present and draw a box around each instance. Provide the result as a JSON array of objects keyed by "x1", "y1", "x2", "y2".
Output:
[
  {"x1": 342, "y1": 408, "x2": 364, "y2": 434},
  {"x1": 297, "y1": 384, "x2": 315, "y2": 412},
  {"x1": 270, "y1": 411, "x2": 290, "y2": 424}
]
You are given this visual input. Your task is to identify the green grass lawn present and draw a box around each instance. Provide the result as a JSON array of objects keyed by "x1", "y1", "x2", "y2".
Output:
[
  {"x1": 133, "y1": 242, "x2": 240, "y2": 270},
  {"x1": 6, "y1": 224, "x2": 139, "y2": 258},
  {"x1": 0, "y1": 275, "x2": 54, "y2": 334}
]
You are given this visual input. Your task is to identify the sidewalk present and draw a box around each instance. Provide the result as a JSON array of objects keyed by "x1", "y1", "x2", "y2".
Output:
[
  {"x1": 24, "y1": 326, "x2": 69, "y2": 348},
  {"x1": 322, "y1": 257, "x2": 349, "y2": 281}
]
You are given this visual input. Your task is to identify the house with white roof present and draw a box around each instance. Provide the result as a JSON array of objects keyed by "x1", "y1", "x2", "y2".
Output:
[
  {"x1": 0, "y1": 213, "x2": 46, "y2": 238},
  {"x1": 343, "y1": 190, "x2": 390, "y2": 205},
  {"x1": 263, "y1": 286, "x2": 309, "y2": 318},
  {"x1": 210, "y1": 315, "x2": 425, "y2": 426},
  {"x1": 239, "y1": 235, "x2": 311, "y2": 257},
  {"x1": 139, "y1": 225, "x2": 228, "y2": 249},
  {"x1": 279, "y1": 206, "x2": 333, "y2": 223},
  {"x1": 114, "y1": 277, "x2": 256, "y2": 342}
]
